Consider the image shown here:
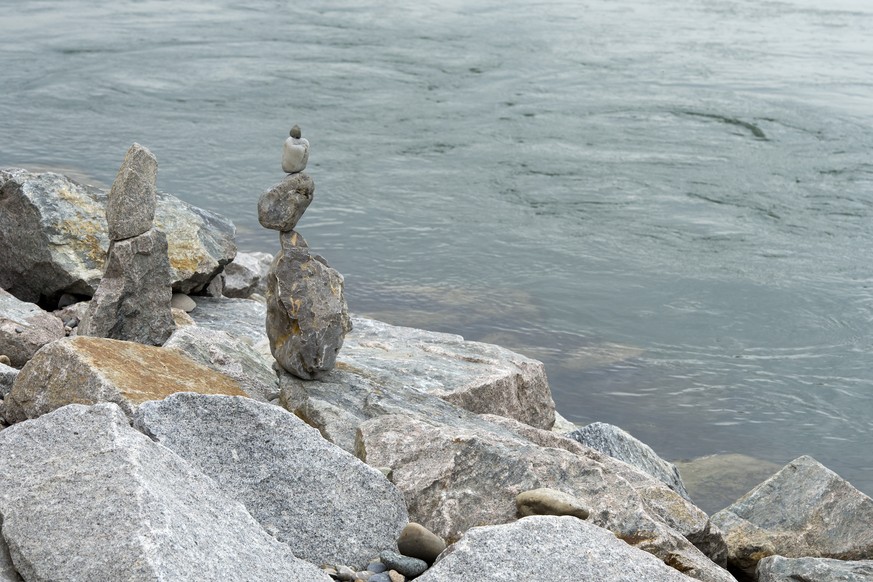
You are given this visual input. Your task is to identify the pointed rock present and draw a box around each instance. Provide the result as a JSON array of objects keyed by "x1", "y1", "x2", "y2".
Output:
[
  {"x1": 3, "y1": 336, "x2": 248, "y2": 423},
  {"x1": 0, "y1": 403, "x2": 331, "y2": 582},
  {"x1": 106, "y1": 143, "x2": 158, "y2": 241},
  {"x1": 78, "y1": 227, "x2": 175, "y2": 345}
]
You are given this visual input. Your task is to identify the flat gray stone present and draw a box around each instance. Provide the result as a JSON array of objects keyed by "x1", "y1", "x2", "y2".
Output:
[
  {"x1": 416, "y1": 516, "x2": 695, "y2": 582},
  {"x1": 189, "y1": 297, "x2": 269, "y2": 345},
  {"x1": 378, "y1": 550, "x2": 427, "y2": 578},
  {"x1": 78, "y1": 228, "x2": 176, "y2": 345},
  {"x1": 397, "y1": 522, "x2": 447, "y2": 565},
  {"x1": 0, "y1": 403, "x2": 331, "y2": 582},
  {"x1": 224, "y1": 251, "x2": 273, "y2": 299},
  {"x1": 266, "y1": 231, "x2": 351, "y2": 379},
  {"x1": 258, "y1": 173, "x2": 314, "y2": 231},
  {"x1": 756, "y1": 556, "x2": 873, "y2": 582},
  {"x1": 0, "y1": 289, "x2": 65, "y2": 368},
  {"x1": 134, "y1": 393, "x2": 408, "y2": 570},
  {"x1": 712, "y1": 455, "x2": 873, "y2": 578},
  {"x1": 0, "y1": 363, "x2": 17, "y2": 399},
  {"x1": 516, "y1": 488, "x2": 590, "y2": 519},
  {"x1": 0, "y1": 169, "x2": 236, "y2": 302},
  {"x1": 356, "y1": 414, "x2": 734, "y2": 582},
  {"x1": 568, "y1": 422, "x2": 690, "y2": 500},
  {"x1": 106, "y1": 143, "x2": 158, "y2": 241},
  {"x1": 163, "y1": 325, "x2": 278, "y2": 402}
]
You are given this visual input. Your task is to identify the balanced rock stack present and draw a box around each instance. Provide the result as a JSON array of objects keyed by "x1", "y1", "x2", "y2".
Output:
[
  {"x1": 78, "y1": 143, "x2": 176, "y2": 346},
  {"x1": 258, "y1": 125, "x2": 351, "y2": 380}
]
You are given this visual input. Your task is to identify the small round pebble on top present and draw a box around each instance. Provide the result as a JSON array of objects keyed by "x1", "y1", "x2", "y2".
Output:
[{"x1": 290, "y1": 124, "x2": 302, "y2": 139}]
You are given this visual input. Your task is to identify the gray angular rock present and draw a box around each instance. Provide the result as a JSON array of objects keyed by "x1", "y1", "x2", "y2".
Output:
[
  {"x1": 133, "y1": 393, "x2": 408, "y2": 570},
  {"x1": 356, "y1": 414, "x2": 735, "y2": 582},
  {"x1": 0, "y1": 169, "x2": 236, "y2": 302},
  {"x1": 78, "y1": 227, "x2": 176, "y2": 345},
  {"x1": 106, "y1": 143, "x2": 158, "y2": 241},
  {"x1": 568, "y1": 422, "x2": 690, "y2": 500},
  {"x1": 516, "y1": 488, "x2": 590, "y2": 519},
  {"x1": 4, "y1": 336, "x2": 248, "y2": 423},
  {"x1": 163, "y1": 325, "x2": 278, "y2": 402},
  {"x1": 224, "y1": 251, "x2": 273, "y2": 298},
  {"x1": 416, "y1": 516, "x2": 695, "y2": 582},
  {"x1": 0, "y1": 517, "x2": 22, "y2": 582},
  {"x1": 756, "y1": 556, "x2": 873, "y2": 582},
  {"x1": 0, "y1": 288, "x2": 65, "y2": 368},
  {"x1": 397, "y1": 522, "x2": 447, "y2": 565},
  {"x1": 258, "y1": 173, "x2": 314, "y2": 231},
  {"x1": 0, "y1": 363, "x2": 17, "y2": 399},
  {"x1": 266, "y1": 230, "x2": 351, "y2": 379},
  {"x1": 712, "y1": 455, "x2": 873, "y2": 578},
  {"x1": 0, "y1": 403, "x2": 331, "y2": 582},
  {"x1": 189, "y1": 296, "x2": 269, "y2": 345}
]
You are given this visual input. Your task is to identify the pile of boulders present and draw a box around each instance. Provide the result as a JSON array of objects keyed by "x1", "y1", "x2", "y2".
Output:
[{"x1": 2, "y1": 147, "x2": 873, "y2": 582}]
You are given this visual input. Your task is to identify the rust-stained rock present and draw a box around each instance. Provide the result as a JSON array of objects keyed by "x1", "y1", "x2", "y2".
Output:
[{"x1": 4, "y1": 336, "x2": 247, "y2": 423}]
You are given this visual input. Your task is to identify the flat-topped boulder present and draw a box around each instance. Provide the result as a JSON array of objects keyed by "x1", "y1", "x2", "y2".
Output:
[
  {"x1": 0, "y1": 169, "x2": 235, "y2": 303},
  {"x1": 4, "y1": 336, "x2": 248, "y2": 423},
  {"x1": 0, "y1": 289, "x2": 64, "y2": 368},
  {"x1": 756, "y1": 556, "x2": 873, "y2": 582},
  {"x1": 0, "y1": 403, "x2": 331, "y2": 581}
]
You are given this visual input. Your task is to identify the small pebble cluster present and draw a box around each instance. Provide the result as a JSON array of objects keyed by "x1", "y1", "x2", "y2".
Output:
[{"x1": 322, "y1": 522, "x2": 446, "y2": 581}]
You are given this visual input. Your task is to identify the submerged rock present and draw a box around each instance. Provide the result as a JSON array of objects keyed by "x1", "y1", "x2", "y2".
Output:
[
  {"x1": 134, "y1": 394, "x2": 408, "y2": 570},
  {"x1": 4, "y1": 336, "x2": 248, "y2": 423},
  {"x1": 568, "y1": 422, "x2": 690, "y2": 500},
  {"x1": 0, "y1": 403, "x2": 331, "y2": 581},
  {"x1": 0, "y1": 289, "x2": 64, "y2": 368},
  {"x1": 416, "y1": 516, "x2": 695, "y2": 582},
  {"x1": 266, "y1": 231, "x2": 351, "y2": 379},
  {"x1": 712, "y1": 455, "x2": 873, "y2": 578},
  {"x1": 78, "y1": 228, "x2": 175, "y2": 345}
]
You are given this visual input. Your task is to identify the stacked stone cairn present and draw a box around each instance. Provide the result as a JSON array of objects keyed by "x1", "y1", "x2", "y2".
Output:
[
  {"x1": 258, "y1": 125, "x2": 351, "y2": 379},
  {"x1": 78, "y1": 143, "x2": 176, "y2": 345}
]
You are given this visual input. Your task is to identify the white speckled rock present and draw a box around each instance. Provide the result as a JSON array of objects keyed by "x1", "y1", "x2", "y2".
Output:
[
  {"x1": 134, "y1": 393, "x2": 408, "y2": 569},
  {"x1": 282, "y1": 130, "x2": 310, "y2": 174},
  {"x1": 0, "y1": 289, "x2": 65, "y2": 368},
  {"x1": 0, "y1": 516, "x2": 21, "y2": 582},
  {"x1": 0, "y1": 403, "x2": 331, "y2": 582},
  {"x1": 757, "y1": 556, "x2": 873, "y2": 582},
  {"x1": 417, "y1": 516, "x2": 695, "y2": 582}
]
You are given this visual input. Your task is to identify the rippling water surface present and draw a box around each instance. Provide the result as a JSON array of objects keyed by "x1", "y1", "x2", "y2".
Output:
[{"x1": 3, "y1": 0, "x2": 873, "y2": 507}]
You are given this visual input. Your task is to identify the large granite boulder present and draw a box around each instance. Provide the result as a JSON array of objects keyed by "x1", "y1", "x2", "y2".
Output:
[
  {"x1": 568, "y1": 422, "x2": 690, "y2": 500},
  {"x1": 78, "y1": 228, "x2": 176, "y2": 345},
  {"x1": 711, "y1": 455, "x2": 873, "y2": 578},
  {"x1": 356, "y1": 414, "x2": 735, "y2": 582},
  {"x1": 0, "y1": 520, "x2": 20, "y2": 582},
  {"x1": 163, "y1": 325, "x2": 277, "y2": 402},
  {"x1": 0, "y1": 169, "x2": 235, "y2": 303},
  {"x1": 0, "y1": 289, "x2": 64, "y2": 368},
  {"x1": 417, "y1": 516, "x2": 695, "y2": 582},
  {"x1": 756, "y1": 556, "x2": 873, "y2": 582},
  {"x1": 134, "y1": 393, "x2": 409, "y2": 569},
  {"x1": 188, "y1": 296, "x2": 269, "y2": 344},
  {"x1": 223, "y1": 251, "x2": 273, "y2": 298},
  {"x1": 3, "y1": 336, "x2": 248, "y2": 423},
  {"x1": 106, "y1": 143, "x2": 158, "y2": 241},
  {"x1": 0, "y1": 403, "x2": 331, "y2": 581},
  {"x1": 257, "y1": 173, "x2": 314, "y2": 232},
  {"x1": 266, "y1": 230, "x2": 351, "y2": 379}
]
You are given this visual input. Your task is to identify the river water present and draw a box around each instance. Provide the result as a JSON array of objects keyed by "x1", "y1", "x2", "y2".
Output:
[{"x1": 2, "y1": 0, "x2": 873, "y2": 508}]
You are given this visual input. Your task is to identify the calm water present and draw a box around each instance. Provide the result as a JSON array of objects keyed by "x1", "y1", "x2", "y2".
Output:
[{"x1": 3, "y1": 0, "x2": 873, "y2": 506}]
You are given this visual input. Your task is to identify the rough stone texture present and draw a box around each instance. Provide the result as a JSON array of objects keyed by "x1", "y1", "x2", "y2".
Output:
[
  {"x1": 416, "y1": 516, "x2": 696, "y2": 582},
  {"x1": 0, "y1": 403, "x2": 331, "y2": 582},
  {"x1": 756, "y1": 556, "x2": 873, "y2": 582},
  {"x1": 0, "y1": 288, "x2": 65, "y2": 368},
  {"x1": 106, "y1": 143, "x2": 158, "y2": 241},
  {"x1": 189, "y1": 296, "x2": 269, "y2": 344},
  {"x1": 4, "y1": 336, "x2": 247, "y2": 423},
  {"x1": 516, "y1": 488, "x2": 590, "y2": 519},
  {"x1": 397, "y1": 522, "x2": 447, "y2": 565},
  {"x1": 133, "y1": 394, "x2": 408, "y2": 570},
  {"x1": 223, "y1": 251, "x2": 273, "y2": 298},
  {"x1": 163, "y1": 325, "x2": 277, "y2": 402},
  {"x1": 379, "y1": 551, "x2": 427, "y2": 578},
  {"x1": 0, "y1": 363, "x2": 17, "y2": 399},
  {"x1": 257, "y1": 173, "x2": 314, "y2": 231},
  {"x1": 568, "y1": 422, "x2": 690, "y2": 500},
  {"x1": 282, "y1": 135, "x2": 310, "y2": 174},
  {"x1": 0, "y1": 518, "x2": 22, "y2": 582},
  {"x1": 712, "y1": 455, "x2": 873, "y2": 578},
  {"x1": 356, "y1": 414, "x2": 735, "y2": 582},
  {"x1": 0, "y1": 169, "x2": 236, "y2": 302},
  {"x1": 52, "y1": 300, "x2": 90, "y2": 330},
  {"x1": 78, "y1": 228, "x2": 176, "y2": 345},
  {"x1": 267, "y1": 231, "x2": 351, "y2": 379}
]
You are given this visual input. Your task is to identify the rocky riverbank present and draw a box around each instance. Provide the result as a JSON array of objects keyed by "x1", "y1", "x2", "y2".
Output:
[{"x1": 1, "y1": 162, "x2": 873, "y2": 581}]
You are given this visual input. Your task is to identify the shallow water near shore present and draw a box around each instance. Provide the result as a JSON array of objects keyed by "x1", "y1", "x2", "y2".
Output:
[{"x1": 3, "y1": 0, "x2": 873, "y2": 511}]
